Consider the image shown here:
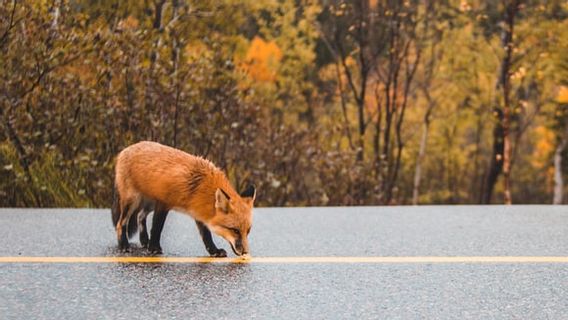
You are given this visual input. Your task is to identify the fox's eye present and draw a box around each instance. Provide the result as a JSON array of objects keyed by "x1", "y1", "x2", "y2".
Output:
[{"x1": 230, "y1": 228, "x2": 240, "y2": 236}]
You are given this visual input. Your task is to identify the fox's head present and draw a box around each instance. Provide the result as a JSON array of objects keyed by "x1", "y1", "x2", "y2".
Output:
[{"x1": 208, "y1": 185, "x2": 256, "y2": 256}]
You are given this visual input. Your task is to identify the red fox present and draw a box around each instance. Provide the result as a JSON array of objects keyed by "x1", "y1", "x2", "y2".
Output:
[{"x1": 111, "y1": 141, "x2": 256, "y2": 257}]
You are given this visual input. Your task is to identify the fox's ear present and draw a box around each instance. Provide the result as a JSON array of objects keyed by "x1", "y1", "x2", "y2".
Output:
[
  {"x1": 215, "y1": 189, "x2": 231, "y2": 213},
  {"x1": 240, "y1": 184, "x2": 256, "y2": 202}
]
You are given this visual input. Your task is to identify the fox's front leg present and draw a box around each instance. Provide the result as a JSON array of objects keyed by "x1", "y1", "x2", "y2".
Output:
[
  {"x1": 148, "y1": 204, "x2": 169, "y2": 254},
  {"x1": 195, "y1": 220, "x2": 227, "y2": 257}
]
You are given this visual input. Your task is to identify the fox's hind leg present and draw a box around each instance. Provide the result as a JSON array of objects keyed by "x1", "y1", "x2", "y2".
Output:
[
  {"x1": 116, "y1": 202, "x2": 131, "y2": 251},
  {"x1": 195, "y1": 221, "x2": 227, "y2": 257},
  {"x1": 116, "y1": 196, "x2": 141, "y2": 251}
]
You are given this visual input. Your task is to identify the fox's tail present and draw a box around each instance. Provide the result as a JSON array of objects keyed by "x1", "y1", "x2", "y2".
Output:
[{"x1": 111, "y1": 183, "x2": 120, "y2": 227}]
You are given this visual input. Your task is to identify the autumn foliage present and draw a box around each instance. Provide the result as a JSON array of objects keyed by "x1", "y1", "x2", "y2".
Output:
[{"x1": 0, "y1": 0, "x2": 567, "y2": 207}]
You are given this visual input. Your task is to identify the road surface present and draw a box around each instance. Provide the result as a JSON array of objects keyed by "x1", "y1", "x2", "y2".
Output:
[{"x1": 1, "y1": 206, "x2": 567, "y2": 319}]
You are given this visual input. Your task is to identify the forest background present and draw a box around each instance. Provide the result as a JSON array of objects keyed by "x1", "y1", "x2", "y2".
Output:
[{"x1": 1, "y1": 0, "x2": 567, "y2": 207}]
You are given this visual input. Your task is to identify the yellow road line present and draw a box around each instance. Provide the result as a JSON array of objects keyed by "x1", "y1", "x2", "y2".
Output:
[{"x1": 0, "y1": 256, "x2": 568, "y2": 264}]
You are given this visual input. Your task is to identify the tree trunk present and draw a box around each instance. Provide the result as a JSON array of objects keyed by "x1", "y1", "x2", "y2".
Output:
[
  {"x1": 483, "y1": 0, "x2": 520, "y2": 204},
  {"x1": 500, "y1": 0, "x2": 520, "y2": 205},
  {"x1": 335, "y1": 62, "x2": 355, "y2": 151},
  {"x1": 355, "y1": 0, "x2": 369, "y2": 162},
  {"x1": 50, "y1": 0, "x2": 61, "y2": 29},
  {"x1": 388, "y1": 48, "x2": 419, "y2": 204},
  {"x1": 171, "y1": 0, "x2": 181, "y2": 147},
  {"x1": 145, "y1": 0, "x2": 166, "y2": 141},
  {"x1": 480, "y1": 108, "x2": 505, "y2": 204},
  {"x1": 373, "y1": 87, "x2": 382, "y2": 177},
  {"x1": 471, "y1": 113, "x2": 484, "y2": 202},
  {"x1": 553, "y1": 124, "x2": 568, "y2": 204},
  {"x1": 356, "y1": 100, "x2": 366, "y2": 161},
  {"x1": 412, "y1": 106, "x2": 432, "y2": 205}
]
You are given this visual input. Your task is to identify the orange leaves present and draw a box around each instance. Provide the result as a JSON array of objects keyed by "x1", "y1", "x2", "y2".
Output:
[
  {"x1": 369, "y1": 0, "x2": 378, "y2": 10},
  {"x1": 239, "y1": 36, "x2": 282, "y2": 82},
  {"x1": 117, "y1": 16, "x2": 139, "y2": 31},
  {"x1": 557, "y1": 86, "x2": 568, "y2": 103}
]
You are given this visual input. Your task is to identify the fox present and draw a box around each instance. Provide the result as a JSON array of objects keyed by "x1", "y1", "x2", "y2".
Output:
[{"x1": 111, "y1": 141, "x2": 256, "y2": 257}]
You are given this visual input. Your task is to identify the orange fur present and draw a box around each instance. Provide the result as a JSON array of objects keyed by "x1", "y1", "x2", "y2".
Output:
[{"x1": 114, "y1": 141, "x2": 255, "y2": 255}]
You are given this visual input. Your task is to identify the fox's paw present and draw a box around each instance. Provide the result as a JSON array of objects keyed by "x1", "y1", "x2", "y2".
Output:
[
  {"x1": 139, "y1": 233, "x2": 149, "y2": 248},
  {"x1": 148, "y1": 245, "x2": 163, "y2": 255},
  {"x1": 210, "y1": 249, "x2": 227, "y2": 258},
  {"x1": 118, "y1": 242, "x2": 130, "y2": 253}
]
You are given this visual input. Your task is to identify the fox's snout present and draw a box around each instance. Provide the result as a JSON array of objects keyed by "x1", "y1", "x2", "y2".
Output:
[
  {"x1": 221, "y1": 233, "x2": 249, "y2": 256},
  {"x1": 208, "y1": 223, "x2": 251, "y2": 256},
  {"x1": 230, "y1": 237, "x2": 249, "y2": 256}
]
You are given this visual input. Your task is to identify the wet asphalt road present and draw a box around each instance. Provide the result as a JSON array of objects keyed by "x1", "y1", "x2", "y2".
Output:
[{"x1": 1, "y1": 206, "x2": 567, "y2": 319}]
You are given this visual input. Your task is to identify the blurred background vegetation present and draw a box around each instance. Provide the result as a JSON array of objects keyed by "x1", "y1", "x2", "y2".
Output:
[{"x1": 0, "y1": 0, "x2": 567, "y2": 207}]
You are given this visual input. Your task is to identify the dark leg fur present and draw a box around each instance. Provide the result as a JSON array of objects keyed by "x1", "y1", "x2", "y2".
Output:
[
  {"x1": 117, "y1": 203, "x2": 130, "y2": 251},
  {"x1": 119, "y1": 224, "x2": 129, "y2": 251},
  {"x1": 127, "y1": 209, "x2": 139, "y2": 239},
  {"x1": 111, "y1": 184, "x2": 120, "y2": 227},
  {"x1": 148, "y1": 202, "x2": 169, "y2": 254},
  {"x1": 139, "y1": 215, "x2": 149, "y2": 248},
  {"x1": 196, "y1": 221, "x2": 227, "y2": 257}
]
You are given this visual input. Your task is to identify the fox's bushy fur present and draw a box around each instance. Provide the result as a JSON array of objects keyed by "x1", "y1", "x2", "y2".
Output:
[{"x1": 113, "y1": 141, "x2": 256, "y2": 256}]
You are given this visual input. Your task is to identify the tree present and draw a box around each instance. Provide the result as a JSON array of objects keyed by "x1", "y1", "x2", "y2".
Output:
[
  {"x1": 318, "y1": 0, "x2": 422, "y2": 204},
  {"x1": 412, "y1": 1, "x2": 447, "y2": 204},
  {"x1": 552, "y1": 41, "x2": 568, "y2": 204},
  {"x1": 1, "y1": 0, "x2": 567, "y2": 207}
]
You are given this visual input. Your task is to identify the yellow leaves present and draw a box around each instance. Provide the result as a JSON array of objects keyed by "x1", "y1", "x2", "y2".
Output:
[
  {"x1": 531, "y1": 126, "x2": 555, "y2": 169},
  {"x1": 58, "y1": 62, "x2": 96, "y2": 87},
  {"x1": 511, "y1": 67, "x2": 526, "y2": 80},
  {"x1": 318, "y1": 63, "x2": 338, "y2": 83},
  {"x1": 239, "y1": 36, "x2": 282, "y2": 82},
  {"x1": 140, "y1": 58, "x2": 151, "y2": 69},
  {"x1": 557, "y1": 86, "x2": 568, "y2": 103},
  {"x1": 184, "y1": 41, "x2": 212, "y2": 63}
]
